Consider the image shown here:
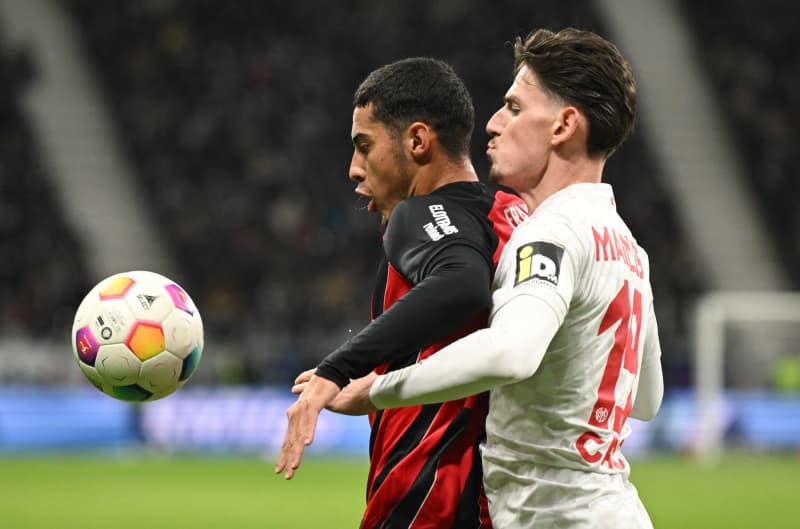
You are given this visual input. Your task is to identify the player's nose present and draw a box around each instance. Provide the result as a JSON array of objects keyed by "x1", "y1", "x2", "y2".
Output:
[
  {"x1": 486, "y1": 108, "x2": 504, "y2": 138},
  {"x1": 349, "y1": 153, "x2": 365, "y2": 182}
]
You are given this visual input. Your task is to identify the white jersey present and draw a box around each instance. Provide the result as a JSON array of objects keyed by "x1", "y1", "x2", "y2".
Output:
[
  {"x1": 370, "y1": 182, "x2": 662, "y2": 527},
  {"x1": 485, "y1": 182, "x2": 657, "y2": 476}
]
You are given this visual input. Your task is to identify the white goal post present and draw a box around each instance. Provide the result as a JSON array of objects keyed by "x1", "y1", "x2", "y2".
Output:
[{"x1": 694, "y1": 290, "x2": 800, "y2": 461}]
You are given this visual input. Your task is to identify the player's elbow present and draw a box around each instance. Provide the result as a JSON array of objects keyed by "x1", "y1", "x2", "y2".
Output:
[
  {"x1": 452, "y1": 282, "x2": 491, "y2": 315},
  {"x1": 630, "y1": 382, "x2": 663, "y2": 421},
  {"x1": 630, "y1": 356, "x2": 665, "y2": 421},
  {"x1": 499, "y1": 361, "x2": 538, "y2": 383},
  {"x1": 630, "y1": 400, "x2": 660, "y2": 421},
  {"x1": 481, "y1": 328, "x2": 542, "y2": 383}
]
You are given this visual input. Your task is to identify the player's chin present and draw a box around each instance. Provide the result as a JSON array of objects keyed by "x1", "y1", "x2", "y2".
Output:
[{"x1": 487, "y1": 166, "x2": 503, "y2": 184}]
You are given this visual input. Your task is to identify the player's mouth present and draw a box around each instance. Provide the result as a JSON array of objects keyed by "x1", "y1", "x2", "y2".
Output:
[{"x1": 354, "y1": 189, "x2": 375, "y2": 212}]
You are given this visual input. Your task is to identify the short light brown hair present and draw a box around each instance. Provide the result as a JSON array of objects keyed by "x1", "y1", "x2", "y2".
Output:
[{"x1": 514, "y1": 28, "x2": 636, "y2": 158}]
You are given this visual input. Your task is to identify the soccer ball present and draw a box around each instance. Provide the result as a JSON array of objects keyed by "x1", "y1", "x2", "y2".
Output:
[{"x1": 71, "y1": 270, "x2": 204, "y2": 402}]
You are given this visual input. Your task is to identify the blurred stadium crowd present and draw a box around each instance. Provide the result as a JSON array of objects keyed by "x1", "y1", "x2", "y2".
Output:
[{"x1": 0, "y1": 1, "x2": 794, "y2": 386}]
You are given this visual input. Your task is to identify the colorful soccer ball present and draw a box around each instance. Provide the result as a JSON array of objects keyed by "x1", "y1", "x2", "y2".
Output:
[{"x1": 71, "y1": 271, "x2": 204, "y2": 402}]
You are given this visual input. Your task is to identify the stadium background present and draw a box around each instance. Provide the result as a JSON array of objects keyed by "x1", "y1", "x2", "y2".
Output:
[{"x1": 0, "y1": 0, "x2": 798, "y2": 527}]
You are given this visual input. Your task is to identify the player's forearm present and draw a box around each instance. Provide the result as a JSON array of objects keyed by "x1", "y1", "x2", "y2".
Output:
[
  {"x1": 315, "y1": 249, "x2": 491, "y2": 388},
  {"x1": 631, "y1": 309, "x2": 664, "y2": 420},
  {"x1": 630, "y1": 357, "x2": 663, "y2": 420},
  {"x1": 370, "y1": 295, "x2": 560, "y2": 408}
]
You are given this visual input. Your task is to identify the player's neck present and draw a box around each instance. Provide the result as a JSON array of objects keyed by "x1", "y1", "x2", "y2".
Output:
[
  {"x1": 410, "y1": 158, "x2": 478, "y2": 197},
  {"x1": 524, "y1": 156, "x2": 604, "y2": 212}
]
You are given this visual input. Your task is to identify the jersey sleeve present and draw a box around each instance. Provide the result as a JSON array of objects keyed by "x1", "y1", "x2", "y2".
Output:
[
  {"x1": 314, "y1": 198, "x2": 494, "y2": 389},
  {"x1": 631, "y1": 302, "x2": 664, "y2": 420},
  {"x1": 369, "y1": 294, "x2": 561, "y2": 407},
  {"x1": 384, "y1": 196, "x2": 494, "y2": 283},
  {"x1": 490, "y1": 213, "x2": 582, "y2": 326}
]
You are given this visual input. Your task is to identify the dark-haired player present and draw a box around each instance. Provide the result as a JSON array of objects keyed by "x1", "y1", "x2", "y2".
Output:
[
  {"x1": 336, "y1": 29, "x2": 665, "y2": 528},
  {"x1": 276, "y1": 57, "x2": 527, "y2": 529}
]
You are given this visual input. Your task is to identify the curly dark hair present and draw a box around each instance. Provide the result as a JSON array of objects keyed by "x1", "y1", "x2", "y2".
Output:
[{"x1": 353, "y1": 57, "x2": 475, "y2": 160}]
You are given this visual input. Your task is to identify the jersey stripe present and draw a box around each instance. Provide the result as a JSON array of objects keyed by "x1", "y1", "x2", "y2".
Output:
[
  {"x1": 368, "y1": 403, "x2": 442, "y2": 495},
  {"x1": 361, "y1": 183, "x2": 526, "y2": 529}
]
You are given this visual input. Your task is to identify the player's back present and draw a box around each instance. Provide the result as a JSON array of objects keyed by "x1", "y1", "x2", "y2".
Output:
[
  {"x1": 483, "y1": 183, "x2": 656, "y2": 528},
  {"x1": 364, "y1": 181, "x2": 526, "y2": 529},
  {"x1": 485, "y1": 182, "x2": 654, "y2": 474}
]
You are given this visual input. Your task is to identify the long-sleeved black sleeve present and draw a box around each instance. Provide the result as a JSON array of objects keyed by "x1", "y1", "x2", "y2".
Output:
[{"x1": 314, "y1": 243, "x2": 491, "y2": 388}]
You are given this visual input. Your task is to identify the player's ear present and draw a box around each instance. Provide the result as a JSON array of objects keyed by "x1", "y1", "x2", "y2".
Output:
[
  {"x1": 406, "y1": 122, "x2": 434, "y2": 163},
  {"x1": 551, "y1": 106, "x2": 582, "y2": 149}
]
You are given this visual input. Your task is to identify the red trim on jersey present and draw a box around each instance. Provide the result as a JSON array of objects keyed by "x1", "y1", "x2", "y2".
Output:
[
  {"x1": 363, "y1": 264, "x2": 490, "y2": 529},
  {"x1": 361, "y1": 188, "x2": 525, "y2": 529},
  {"x1": 487, "y1": 189, "x2": 528, "y2": 265}
]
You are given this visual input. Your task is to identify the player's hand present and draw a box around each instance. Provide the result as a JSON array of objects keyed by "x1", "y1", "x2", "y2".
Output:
[
  {"x1": 293, "y1": 371, "x2": 377, "y2": 415},
  {"x1": 325, "y1": 372, "x2": 378, "y2": 416},
  {"x1": 275, "y1": 375, "x2": 340, "y2": 480},
  {"x1": 291, "y1": 368, "x2": 316, "y2": 394}
]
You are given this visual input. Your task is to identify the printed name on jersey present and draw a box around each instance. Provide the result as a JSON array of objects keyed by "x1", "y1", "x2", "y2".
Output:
[
  {"x1": 592, "y1": 226, "x2": 644, "y2": 279},
  {"x1": 502, "y1": 202, "x2": 528, "y2": 228},
  {"x1": 422, "y1": 204, "x2": 459, "y2": 241},
  {"x1": 514, "y1": 241, "x2": 565, "y2": 287}
]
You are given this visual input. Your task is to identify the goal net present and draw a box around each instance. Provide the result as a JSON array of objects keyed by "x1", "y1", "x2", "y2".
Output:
[{"x1": 694, "y1": 291, "x2": 800, "y2": 460}]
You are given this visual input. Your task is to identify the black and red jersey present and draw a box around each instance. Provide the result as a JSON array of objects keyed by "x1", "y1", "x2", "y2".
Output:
[{"x1": 316, "y1": 181, "x2": 527, "y2": 529}]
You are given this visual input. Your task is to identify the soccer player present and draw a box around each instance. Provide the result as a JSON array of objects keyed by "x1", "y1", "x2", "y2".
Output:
[
  {"x1": 275, "y1": 57, "x2": 527, "y2": 529},
  {"x1": 293, "y1": 29, "x2": 665, "y2": 528}
]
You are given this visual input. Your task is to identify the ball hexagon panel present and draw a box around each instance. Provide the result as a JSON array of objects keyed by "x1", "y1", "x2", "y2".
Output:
[
  {"x1": 192, "y1": 309, "x2": 204, "y2": 352},
  {"x1": 91, "y1": 298, "x2": 136, "y2": 346},
  {"x1": 162, "y1": 310, "x2": 195, "y2": 358},
  {"x1": 111, "y1": 384, "x2": 153, "y2": 402},
  {"x1": 139, "y1": 352, "x2": 182, "y2": 393},
  {"x1": 126, "y1": 321, "x2": 165, "y2": 361},
  {"x1": 95, "y1": 344, "x2": 141, "y2": 385},
  {"x1": 74, "y1": 325, "x2": 99, "y2": 366},
  {"x1": 180, "y1": 345, "x2": 202, "y2": 382},
  {"x1": 123, "y1": 281, "x2": 175, "y2": 322},
  {"x1": 98, "y1": 275, "x2": 135, "y2": 300},
  {"x1": 164, "y1": 284, "x2": 196, "y2": 316}
]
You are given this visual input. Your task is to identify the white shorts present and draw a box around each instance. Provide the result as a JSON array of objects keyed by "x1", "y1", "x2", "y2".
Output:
[{"x1": 482, "y1": 457, "x2": 654, "y2": 529}]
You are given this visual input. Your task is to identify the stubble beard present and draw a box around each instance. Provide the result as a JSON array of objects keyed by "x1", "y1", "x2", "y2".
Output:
[
  {"x1": 488, "y1": 163, "x2": 501, "y2": 184},
  {"x1": 378, "y1": 154, "x2": 414, "y2": 232}
]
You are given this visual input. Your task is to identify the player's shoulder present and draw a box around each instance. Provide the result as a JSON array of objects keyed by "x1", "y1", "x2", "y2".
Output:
[
  {"x1": 521, "y1": 184, "x2": 609, "y2": 240},
  {"x1": 387, "y1": 182, "x2": 491, "y2": 238},
  {"x1": 515, "y1": 204, "x2": 577, "y2": 242},
  {"x1": 433, "y1": 180, "x2": 522, "y2": 212},
  {"x1": 404, "y1": 181, "x2": 493, "y2": 210},
  {"x1": 384, "y1": 183, "x2": 497, "y2": 274}
]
